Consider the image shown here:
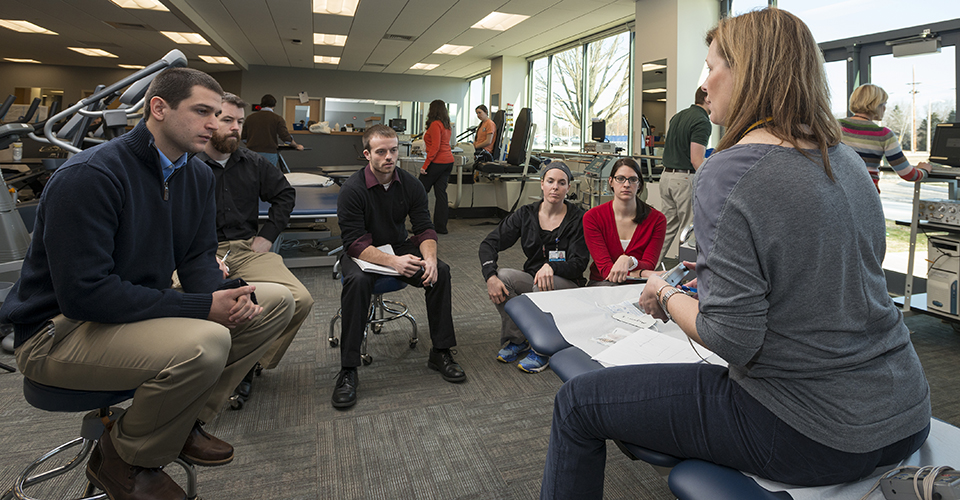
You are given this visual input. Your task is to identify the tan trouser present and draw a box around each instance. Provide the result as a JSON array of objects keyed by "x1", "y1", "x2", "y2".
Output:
[
  {"x1": 16, "y1": 282, "x2": 294, "y2": 468},
  {"x1": 218, "y1": 238, "x2": 315, "y2": 369}
]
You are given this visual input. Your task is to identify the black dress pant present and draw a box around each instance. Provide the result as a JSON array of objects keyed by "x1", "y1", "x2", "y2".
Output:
[
  {"x1": 419, "y1": 162, "x2": 453, "y2": 232},
  {"x1": 339, "y1": 241, "x2": 456, "y2": 368}
]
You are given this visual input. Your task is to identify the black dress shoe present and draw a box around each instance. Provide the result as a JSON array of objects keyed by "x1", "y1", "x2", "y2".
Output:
[
  {"x1": 428, "y1": 348, "x2": 466, "y2": 383},
  {"x1": 234, "y1": 365, "x2": 256, "y2": 399},
  {"x1": 332, "y1": 368, "x2": 358, "y2": 409}
]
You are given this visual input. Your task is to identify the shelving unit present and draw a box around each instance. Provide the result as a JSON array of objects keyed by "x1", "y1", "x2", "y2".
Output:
[{"x1": 897, "y1": 172, "x2": 960, "y2": 318}]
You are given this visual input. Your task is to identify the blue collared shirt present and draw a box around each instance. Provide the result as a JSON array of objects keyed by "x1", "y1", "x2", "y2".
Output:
[{"x1": 156, "y1": 147, "x2": 188, "y2": 182}]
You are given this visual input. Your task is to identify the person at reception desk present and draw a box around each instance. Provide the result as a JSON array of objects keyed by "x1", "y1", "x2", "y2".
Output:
[
  {"x1": 839, "y1": 83, "x2": 931, "y2": 192},
  {"x1": 240, "y1": 94, "x2": 303, "y2": 167},
  {"x1": 419, "y1": 99, "x2": 454, "y2": 234},
  {"x1": 583, "y1": 158, "x2": 666, "y2": 286},
  {"x1": 540, "y1": 9, "x2": 930, "y2": 498},
  {"x1": 473, "y1": 104, "x2": 497, "y2": 161},
  {"x1": 479, "y1": 161, "x2": 589, "y2": 373},
  {"x1": 196, "y1": 92, "x2": 315, "y2": 406}
]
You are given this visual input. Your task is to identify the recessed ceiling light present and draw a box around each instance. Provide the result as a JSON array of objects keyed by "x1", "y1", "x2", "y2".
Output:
[
  {"x1": 312, "y1": 0, "x2": 358, "y2": 16},
  {"x1": 109, "y1": 0, "x2": 168, "y2": 11},
  {"x1": 4, "y1": 58, "x2": 42, "y2": 64},
  {"x1": 642, "y1": 88, "x2": 667, "y2": 94},
  {"x1": 471, "y1": 12, "x2": 529, "y2": 31},
  {"x1": 314, "y1": 33, "x2": 347, "y2": 46},
  {"x1": 657, "y1": 98, "x2": 667, "y2": 102},
  {"x1": 411, "y1": 63, "x2": 439, "y2": 70},
  {"x1": 199, "y1": 55, "x2": 232, "y2": 65},
  {"x1": 68, "y1": 47, "x2": 119, "y2": 58},
  {"x1": 118, "y1": 64, "x2": 146, "y2": 69},
  {"x1": 314, "y1": 56, "x2": 341, "y2": 65},
  {"x1": 160, "y1": 31, "x2": 210, "y2": 45},
  {"x1": 0, "y1": 20, "x2": 57, "y2": 35},
  {"x1": 434, "y1": 44, "x2": 471, "y2": 56},
  {"x1": 642, "y1": 63, "x2": 667, "y2": 72}
]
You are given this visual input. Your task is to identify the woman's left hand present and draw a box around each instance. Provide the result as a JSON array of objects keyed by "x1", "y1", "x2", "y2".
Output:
[
  {"x1": 606, "y1": 255, "x2": 633, "y2": 283},
  {"x1": 639, "y1": 275, "x2": 669, "y2": 322},
  {"x1": 420, "y1": 167, "x2": 429, "y2": 175},
  {"x1": 534, "y1": 263, "x2": 556, "y2": 291}
]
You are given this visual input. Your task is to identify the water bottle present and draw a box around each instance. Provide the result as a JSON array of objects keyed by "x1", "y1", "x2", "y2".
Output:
[{"x1": 12, "y1": 142, "x2": 22, "y2": 162}]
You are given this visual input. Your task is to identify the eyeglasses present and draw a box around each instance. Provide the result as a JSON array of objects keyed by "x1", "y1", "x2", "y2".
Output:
[{"x1": 612, "y1": 176, "x2": 640, "y2": 185}]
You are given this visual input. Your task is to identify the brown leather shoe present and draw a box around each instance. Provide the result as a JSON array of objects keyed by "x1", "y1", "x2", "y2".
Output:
[
  {"x1": 179, "y1": 420, "x2": 234, "y2": 466},
  {"x1": 86, "y1": 428, "x2": 186, "y2": 500}
]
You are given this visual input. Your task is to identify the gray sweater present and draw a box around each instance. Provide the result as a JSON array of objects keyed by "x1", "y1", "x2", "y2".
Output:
[{"x1": 694, "y1": 142, "x2": 930, "y2": 453}]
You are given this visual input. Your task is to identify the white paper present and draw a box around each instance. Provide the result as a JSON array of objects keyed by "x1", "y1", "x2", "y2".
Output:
[
  {"x1": 351, "y1": 244, "x2": 400, "y2": 276},
  {"x1": 593, "y1": 328, "x2": 721, "y2": 366}
]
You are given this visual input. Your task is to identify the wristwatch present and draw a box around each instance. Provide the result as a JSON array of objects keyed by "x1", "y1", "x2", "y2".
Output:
[
  {"x1": 628, "y1": 256, "x2": 639, "y2": 270},
  {"x1": 658, "y1": 287, "x2": 682, "y2": 322}
]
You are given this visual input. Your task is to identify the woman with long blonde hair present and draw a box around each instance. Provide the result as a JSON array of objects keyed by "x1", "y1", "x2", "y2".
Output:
[{"x1": 540, "y1": 9, "x2": 930, "y2": 498}]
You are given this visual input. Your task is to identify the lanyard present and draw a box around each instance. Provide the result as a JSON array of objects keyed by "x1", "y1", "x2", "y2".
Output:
[{"x1": 740, "y1": 117, "x2": 773, "y2": 140}]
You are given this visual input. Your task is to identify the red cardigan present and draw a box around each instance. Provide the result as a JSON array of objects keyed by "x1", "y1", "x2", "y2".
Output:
[
  {"x1": 583, "y1": 201, "x2": 666, "y2": 282},
  {"x1": 423, "y1": 120, "x2": 454, "y2": 169}
]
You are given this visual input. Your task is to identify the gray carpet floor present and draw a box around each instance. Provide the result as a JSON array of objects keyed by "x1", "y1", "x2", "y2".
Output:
[{"x1": 2, "y1": 216, "x2": 959, "y2": 499}]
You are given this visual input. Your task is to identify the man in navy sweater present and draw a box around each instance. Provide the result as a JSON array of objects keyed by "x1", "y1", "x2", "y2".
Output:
[
  {"x1": 333, "y1": 124, "x2": 465, "y2": 409},
  {"x1": 0, "y1": 68, "x2": 294, "y2": 500}
]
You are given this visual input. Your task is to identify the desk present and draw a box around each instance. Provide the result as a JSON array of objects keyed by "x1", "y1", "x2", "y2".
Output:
[{"x1": 259, "y1": 185, "x2": 340, "y2": 268}]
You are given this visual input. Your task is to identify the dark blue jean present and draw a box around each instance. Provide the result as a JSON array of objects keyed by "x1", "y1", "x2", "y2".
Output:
[{"x1": 540, "y1": 363, "x2": 928, "y2": 499}]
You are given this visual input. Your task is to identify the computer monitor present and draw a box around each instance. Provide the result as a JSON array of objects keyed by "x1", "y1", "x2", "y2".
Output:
[
  {"x1": 591, "y1": 119, "x2": 606, "y2": 142},
  {"x1": 930, "y1": 123, "x2": 960, "y2": 167},
  {"x1": 389, "y1": 118, "x2": 407, "y2": 133}
]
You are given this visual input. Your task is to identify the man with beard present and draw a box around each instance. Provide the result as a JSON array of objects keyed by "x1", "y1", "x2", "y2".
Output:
[{"x1": 197, "y1": 92, "x2": 314, "y2": 406}]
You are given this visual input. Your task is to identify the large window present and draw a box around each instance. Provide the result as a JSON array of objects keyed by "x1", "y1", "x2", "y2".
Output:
[
  {"x1": 531, "y1": 58, "x2": 548, "y2": 150},
  {"x1": 778, "y1": 0, "x2": 960, "y2": 43},
  {"x1": 529, "y1": 28, "x2": 633, "y2": 153},
  {"x1": 824, "y1": 60, "x2": 848, "y2": 119},
  {"x1": 587, "y1": 32, "x2": 631, "y2": 150}
]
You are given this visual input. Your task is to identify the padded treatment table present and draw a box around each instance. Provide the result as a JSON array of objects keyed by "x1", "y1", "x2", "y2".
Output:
[
  {"x1": 259, "y1": 183, "x2": 340, "y2": 268},
  {"x1": 504, "y1": 285, "x2": 960, "y2": 500}
]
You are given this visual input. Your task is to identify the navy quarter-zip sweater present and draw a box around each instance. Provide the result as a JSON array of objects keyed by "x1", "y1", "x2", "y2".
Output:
[{"x1": 0, "y1": 120, "x2": 223, "y2": 348}]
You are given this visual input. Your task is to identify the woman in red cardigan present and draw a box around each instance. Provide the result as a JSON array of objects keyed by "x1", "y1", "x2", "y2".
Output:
[
  {"x1": 419, "y1": 100, "x2": 455, "y2": 234},
  {"x1": 583, "y1": 158, "x2": 666, "y2": 285}
]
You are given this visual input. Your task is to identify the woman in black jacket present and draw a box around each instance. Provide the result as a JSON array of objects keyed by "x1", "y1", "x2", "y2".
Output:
[{"x1": 478, "y1": 161, "x2": 589, "y2": 373}]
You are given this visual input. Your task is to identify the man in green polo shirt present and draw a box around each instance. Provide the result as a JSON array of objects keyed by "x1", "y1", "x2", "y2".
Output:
[{"x1": 659, "y1": 87, "x2": 711, "y2": 262}]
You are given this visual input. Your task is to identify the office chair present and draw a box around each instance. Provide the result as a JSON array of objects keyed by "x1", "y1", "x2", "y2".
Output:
[
  {"x1": 2, "y1": 379, "x2": 199, "y2": 500},
  {"x1": 328, "y1": 260, "x2": 418, "y2": 365},
  {"x1": 475, "y1": 108, "x2": 536, "y2": 176}
]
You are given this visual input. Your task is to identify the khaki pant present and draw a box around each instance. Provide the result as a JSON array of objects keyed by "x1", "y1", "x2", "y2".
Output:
[
  {"x1": 218, "y1": 238, "x2": 315, "y2": 369},
  {"x1": 659, "y1": 169, "x2": 694, "y2": 262},
  {"x1": 16, "y1": 282, "x2": 294, "y2": 468}
]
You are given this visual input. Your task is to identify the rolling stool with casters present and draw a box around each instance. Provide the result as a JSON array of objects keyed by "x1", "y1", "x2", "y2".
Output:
[
  {"x1": 2, "y1": 378, "x2": 200, "y2": 500},
  {"x1": 329, "y1": 262, "x2": 418, "y2": 365}
]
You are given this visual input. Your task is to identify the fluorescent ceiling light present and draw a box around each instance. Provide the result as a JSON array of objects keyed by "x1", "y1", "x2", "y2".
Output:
[
  {"x1": 314, "y1": 56, "x2": 341, "y2": 65},
  {"x1": 110, "y1": 0, "x2": 168, "y2": 11},
  {"x1": 160, "y1": 31, "x2": 210, "y2": 45},
  {"x1": 434, "y1": 44, "x2": 471, "y2": 56},
  {"x1": 657, "y1": 98, "x2": 667, "y2": 102},
  {"x1": 118, "y1": 64, "x2": 146, "y2": 69},
  {"x1": 68, "y1": 47, "x2": 119, "y2": 58},
  {"x1": 472, "y1": 12, "x2": 529, "y2": 31},
  {"x1": 0, "y1": 20, "x2": 57, "y2": 35},
  {"x1": 411, "y1": 63, "x2": 439, "y2": 70},
  {"x1": 643, "y1": 88, "x2": 667, "y2": 94},
  {"x1": 199, "y1": 55, "x2": 232, "y2": 65},
  {"x1": 4, "y1": 58, "x2": 42, "y2": 64},
  {"x1": 642, "y1": 63, "x2": 666, "y2": 72},
  {"x1": 312, "y1": 0, "x2": 358, "y2": 16},
  {"x1": 314, "y1": 33, "x2": 347, "y2": 46}
]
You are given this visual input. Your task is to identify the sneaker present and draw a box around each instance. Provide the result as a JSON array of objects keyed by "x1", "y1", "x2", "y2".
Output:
[
  {"x1": 497, "y1": 341, "x2": 530, "y2": 363},
  {"x1": 517, "y1": 351, "x2": 550, "y2": 373}
]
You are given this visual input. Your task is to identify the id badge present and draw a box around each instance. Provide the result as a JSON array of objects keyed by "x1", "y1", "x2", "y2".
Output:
[{"x1": 548, "y1": 250, "x2": 566, "y2": 262}]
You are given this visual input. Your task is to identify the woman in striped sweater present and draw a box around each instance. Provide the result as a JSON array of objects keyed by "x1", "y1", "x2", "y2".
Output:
[{"x1": 838, "y1": 84, "x2": 931, "y2": 192}]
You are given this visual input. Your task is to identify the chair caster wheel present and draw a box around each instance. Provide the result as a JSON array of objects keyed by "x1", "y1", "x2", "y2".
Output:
[
  {"x1": 409, "y1": 339, "x2": 418, "y2": 349},
  {"x1": 329, "y1": 338, "x2": 339, "y2": 348},
  {"x1": 372, "y1": 324, "x2": 382, "y2": 334},
  {"x1": 361, "y1": 354, "x2": 373, "y2": 365},
  {"x1": 229, "y1": 394, "x2": 245, "y2": 410}
]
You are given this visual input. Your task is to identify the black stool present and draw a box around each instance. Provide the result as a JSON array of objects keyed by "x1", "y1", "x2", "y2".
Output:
[
  {"x1": 2, "y1": 378, "x2": 199, "y2": 500},
  {"x1": 329, "y1": 274, "x2": 418, "y2": 366}
]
